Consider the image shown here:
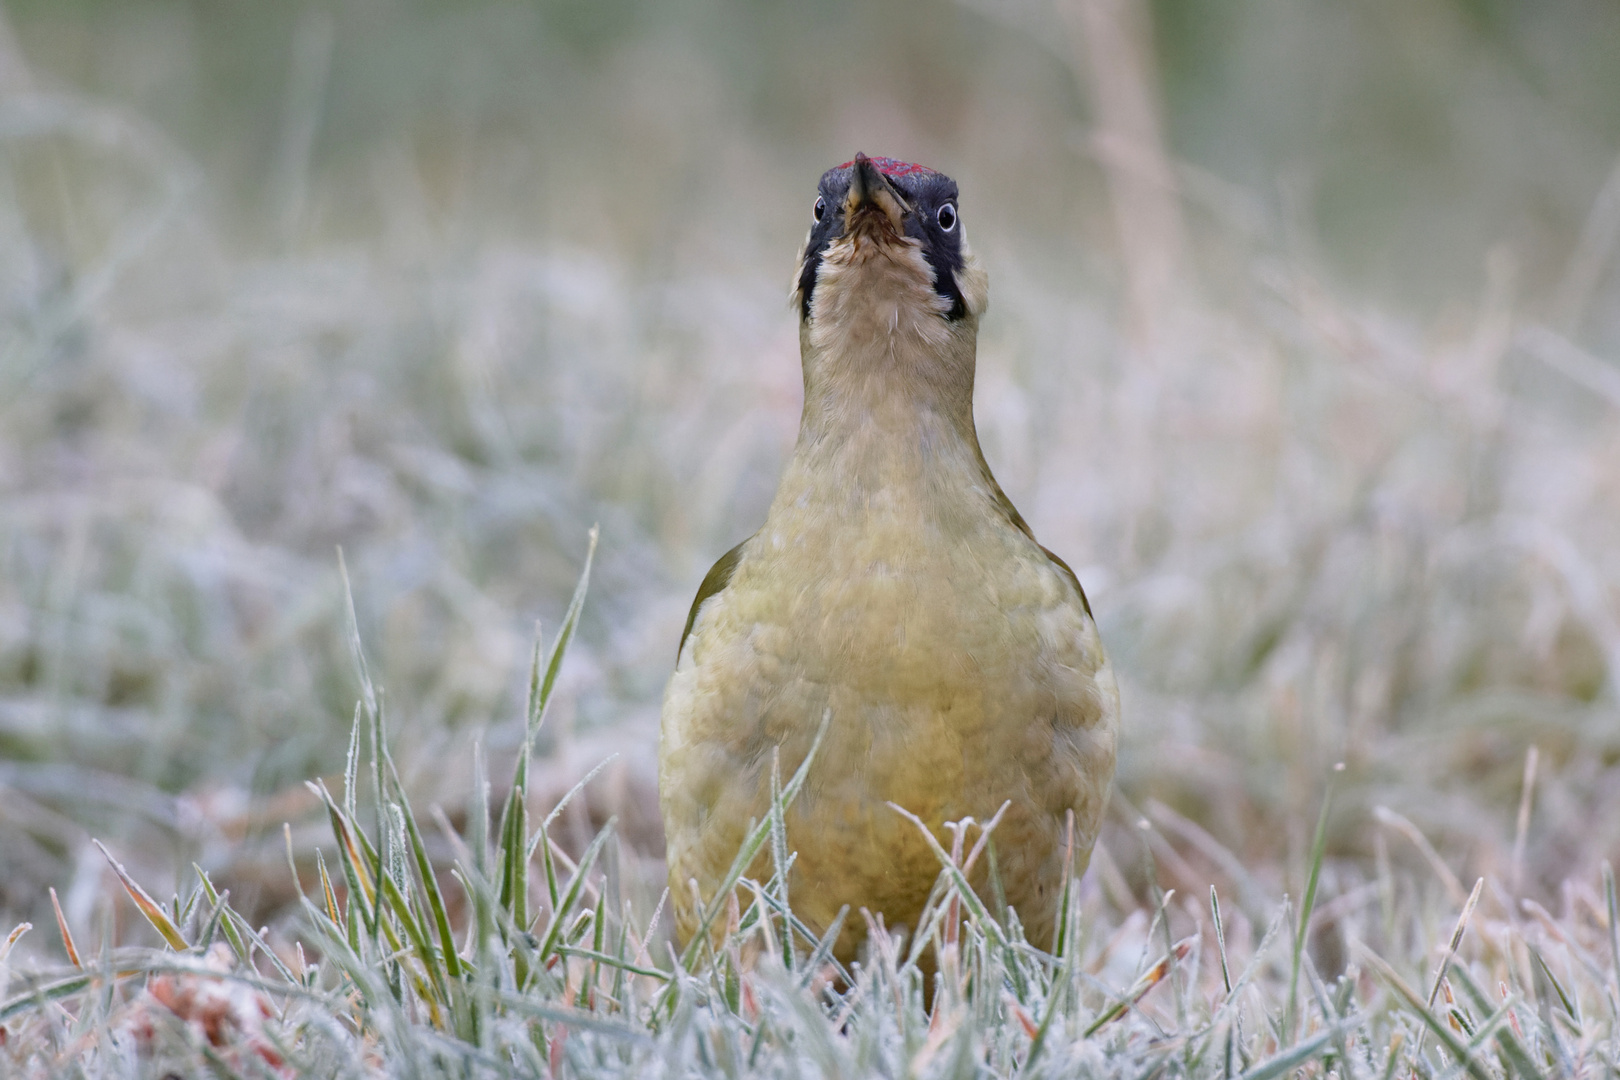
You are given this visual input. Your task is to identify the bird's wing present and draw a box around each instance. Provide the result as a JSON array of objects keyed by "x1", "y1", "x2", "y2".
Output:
[
  {"x1": 1035, "y1": 543, "x2": 1094, "y2": 619},
  {"x1": 676, "y1": 537, "x2": 751, "y2": 662},
  {"x1": 973, "y1": 446, "x2": 1096, "y2": 620}
]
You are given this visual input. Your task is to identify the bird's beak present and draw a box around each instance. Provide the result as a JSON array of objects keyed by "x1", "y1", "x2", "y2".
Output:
[{"x1": 844, "y1": 152, "x2": 911, "y2": 237}]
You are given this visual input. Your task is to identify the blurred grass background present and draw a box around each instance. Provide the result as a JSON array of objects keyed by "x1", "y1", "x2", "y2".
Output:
[{"x1": 0, "y1": 0, "x2": 1617, "y2": 950}]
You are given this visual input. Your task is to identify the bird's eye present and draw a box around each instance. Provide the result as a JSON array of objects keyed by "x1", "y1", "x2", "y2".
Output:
[
  {"x1": 813, "y1": 196, "x2": 826, "y2": 223},
  {"x1": 937, "y1": 204, "x2": 957, "y2": 232}
]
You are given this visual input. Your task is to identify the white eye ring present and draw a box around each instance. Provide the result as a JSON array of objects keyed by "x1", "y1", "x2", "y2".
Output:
[
  {"x1": 937, "y1": 203, "x2": 957, "y2": 231},
  {"x1": 813, "y1": 196, "x2": 826, "y2": 223}
]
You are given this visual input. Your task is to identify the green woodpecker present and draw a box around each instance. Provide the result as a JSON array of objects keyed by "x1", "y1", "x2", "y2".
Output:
[{"x1": 659, "y1": 153, "x2": 1119, "y2": 963}]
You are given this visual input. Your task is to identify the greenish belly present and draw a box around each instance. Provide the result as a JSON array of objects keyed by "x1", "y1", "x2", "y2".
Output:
[{"x1": 660, "y1": 533, "x2": 1112, "y2": 961}]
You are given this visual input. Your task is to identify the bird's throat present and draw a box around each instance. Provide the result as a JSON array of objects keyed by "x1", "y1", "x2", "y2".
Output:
[
  {"x1": 802, "y1": 241, "x2": 978, "y2": 419},
  {"x1": 787, "y1": 329, "x2": 987, "y2": 536},
  {"x1": 789, "y1": 224, "x2": 995, "y2": 522}
]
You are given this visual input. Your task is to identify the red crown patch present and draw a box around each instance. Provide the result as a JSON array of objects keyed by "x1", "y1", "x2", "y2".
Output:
[{"x1": 837, "y1": 156, "x2": 938, "y2": 179}]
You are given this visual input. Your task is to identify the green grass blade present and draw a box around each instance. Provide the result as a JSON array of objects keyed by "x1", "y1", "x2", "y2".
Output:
[
  {"x1": 673, "y1": 711, "x2": 830, "y2": 972},
  {"x1": 530, "y1": 525, "x2": 597, "y2": 741},
  {"x1": 0, "y1": 974, "x2": 96, "y2": 1024},
  {"x1": 538, "y1": 754, "x2": 619, "y2": 836},
  {"x1": 535, "y1": 820, "x2": 616, "y2": 967},
  {"x1": 555, "y1": 945, "x2": 669, "y2": 982},
  {"x1": 377, "y1": 758, "x2": 464, "y2": 983},
  {"x1": 888, "y1": 802, "x2": 1009, "y2": 951},
  {"x1": 343, "y1": 701, "x2": 362, "y2": 821},
  {"x1": 93, "y1": 840, "x2": 187, "y2": 952},
  {"x1": 1604, "y1": 861, "x2": 1620, "y2": 1010},
  {"x1": 1287, "y1": 763, "x2": 1339, "y2": 1039},
  {"x1": 309, "y1": 779, "x2": 378, "y2": 933},
  {"x1": 1528, "y1": 943, "x2": 1576, "y2": 1019},
  {"x1": 1359, "y1": 946, "x2": 1494, "y2": 1080},
  {"x1": 498, "y1": 777, "x2": 529, "y2": 932},
  {"x1": 336, "y1": 548, "x2": 377, "y2": 723},
  {"x1": 1450, "y1": 966, "x2": 1541, "y2": 1080},
  {"x1": 1237, "y1": 1016, "x2": 1360, "y2": 1080},
  {"x1": 768, "y1": 749, "x2": 793, "y2": 969},
  {"x1": 1428, "y1": 877, "x2": 1484, "y2": 1009},
  {"x1": 191, "y1": 865, "x2": 247, "y2": 962},
  {"x1": 1212, "y1": 885, "x2": 1233, "y2": 996}
]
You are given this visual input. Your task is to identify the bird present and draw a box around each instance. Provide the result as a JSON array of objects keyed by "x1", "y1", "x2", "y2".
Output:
[{"x1": 658, "y1": 153, "x2": 1119, "y2": 965}]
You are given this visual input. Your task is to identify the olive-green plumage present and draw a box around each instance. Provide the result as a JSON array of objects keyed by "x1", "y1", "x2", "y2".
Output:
[{"x1": 659, "y1": 155, "x2": 1119, "y2": 962}]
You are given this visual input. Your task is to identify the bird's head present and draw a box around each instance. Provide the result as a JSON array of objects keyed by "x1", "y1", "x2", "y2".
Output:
[{"x1": 793, "y1": 153, "x2": 989, "y2": 372}]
